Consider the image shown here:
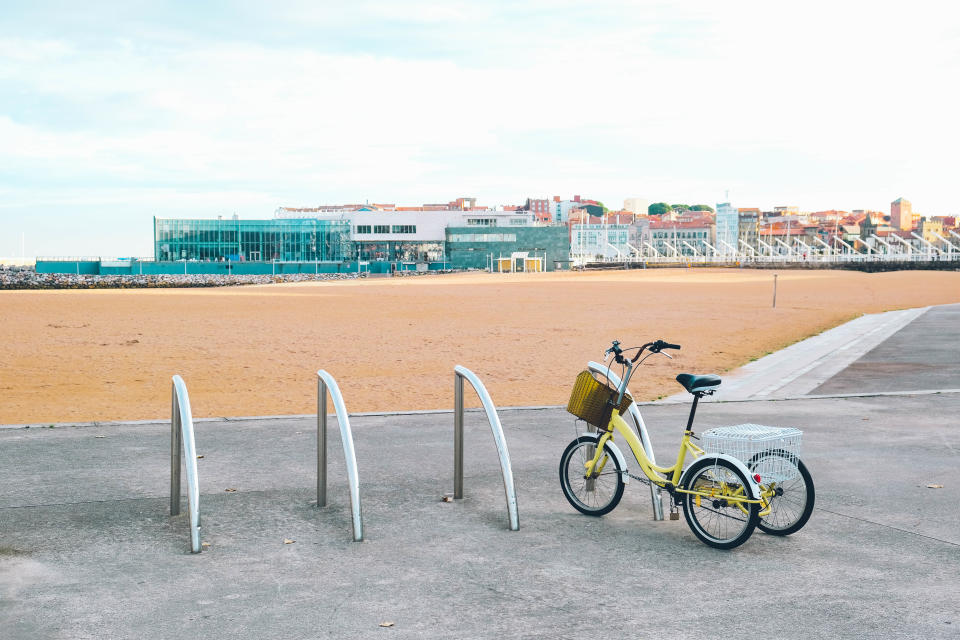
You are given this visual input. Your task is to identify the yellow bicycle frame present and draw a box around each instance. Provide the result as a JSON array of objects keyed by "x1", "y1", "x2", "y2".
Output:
[{"x1": 583, "y1": 409, "x2": 769, "y2": 514}]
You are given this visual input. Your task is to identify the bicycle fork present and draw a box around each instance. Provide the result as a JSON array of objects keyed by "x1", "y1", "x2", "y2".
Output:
[{"x1": 583, "y1": 432, "x2": 613, "y2": 482}]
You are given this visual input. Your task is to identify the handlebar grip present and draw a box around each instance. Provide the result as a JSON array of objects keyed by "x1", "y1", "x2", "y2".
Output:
[{"x1": 662, "y1": 342, "x2": 681, "y2": 350}]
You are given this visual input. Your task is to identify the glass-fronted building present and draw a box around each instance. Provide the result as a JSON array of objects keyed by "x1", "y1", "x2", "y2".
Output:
[
  {"x1": 38, "y1": 215, "x2": 570, "y2": 275},
  {"x1": 354, "y1": 239, "x2": 446, "y2": 263},
  {"x1": 715, "y1": 203, "x2": 738, "y2": 254},
  {"x1": 445, "y1": 225, "x2": 570, "y2": 271},
  {"x1": 154, "y1": 217, "x2": 350, "y2": 262}
]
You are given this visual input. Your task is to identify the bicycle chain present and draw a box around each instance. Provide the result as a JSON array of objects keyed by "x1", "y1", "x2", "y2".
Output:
[{"x1": 624, "y1": 471, "x2": 652, "y2": 486}]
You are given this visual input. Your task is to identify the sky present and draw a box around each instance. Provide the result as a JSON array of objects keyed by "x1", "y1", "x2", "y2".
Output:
[{"x1": 1, "y1": 0, "x2": 958, "y2": 257}]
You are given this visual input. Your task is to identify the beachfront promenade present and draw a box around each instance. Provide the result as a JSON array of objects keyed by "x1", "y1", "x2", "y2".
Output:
[{"x1": 2, "y1": 306, "x2": 959, "y2": 639}]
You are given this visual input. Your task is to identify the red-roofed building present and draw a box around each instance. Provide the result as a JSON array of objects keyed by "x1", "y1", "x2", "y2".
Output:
[
  {"x1": 522, "y1": 198, "x2": 551, "y2": 223},
  {"x1": 603, "y1": 211, "x2": 638, "y2": 225},
  {"x1": 809, "y1": 210, "x2": 849, "y2": 222},
  {"x1": 757, "y1": 221, "x2": 820, "y2": 254}
]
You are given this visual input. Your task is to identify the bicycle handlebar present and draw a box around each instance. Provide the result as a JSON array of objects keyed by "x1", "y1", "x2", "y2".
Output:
[
  {"x1": 656, "y1": 341, "x2": 682, "y2": 351},
  {"x1": 604, "y1": 339, "x2": 682, "y2": 364},
  {"x1": 601, "y1": 338, "x2": 682, "y2": 403}
]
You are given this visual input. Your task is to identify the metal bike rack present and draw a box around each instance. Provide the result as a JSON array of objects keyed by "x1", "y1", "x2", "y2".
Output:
[
  {"x1": 453, "y1": 365, "x2": 519, "y2": 531},
  {"x1": 317, "y1": 370, "x2": 363, "y2": 542},
  {"x1": 170, "y1": 375, "x2": 202, "y2": 553},
  {"x1": 588, "y1": 361, "x2": 665, "y2": 521}
]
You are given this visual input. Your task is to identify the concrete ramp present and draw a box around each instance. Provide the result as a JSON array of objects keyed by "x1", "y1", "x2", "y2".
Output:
[{"x1": 688, "y1": 306, "x2": 931, "y2": 401}]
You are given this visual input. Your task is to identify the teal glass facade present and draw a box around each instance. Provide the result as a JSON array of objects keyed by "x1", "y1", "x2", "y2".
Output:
[
  {"x1": 37, "y1": 218, "x2": 571, "y2": 275},
  {"x1": 154, "y1": 218, "x2": 350, "y2": 262},
  {"x1": 445, "y1": 225, "x2": 570, "y2": 271}
]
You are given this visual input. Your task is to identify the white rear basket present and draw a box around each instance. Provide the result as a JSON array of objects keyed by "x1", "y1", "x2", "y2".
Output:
[{"x1": 702, "y1": 424, "x2": 803, "y2": 483}]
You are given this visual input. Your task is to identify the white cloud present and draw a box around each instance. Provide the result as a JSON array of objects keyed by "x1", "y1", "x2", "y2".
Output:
[{"x1": 1, "y1": 0, "x2": 959, "y2": 256}]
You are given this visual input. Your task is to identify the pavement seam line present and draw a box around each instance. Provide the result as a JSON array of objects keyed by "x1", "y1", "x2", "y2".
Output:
[
  {"x1": 817, "y1": 507, "x2": 960, "y2": 547},
  {"x1": 3, "y1": 389, "x2": 960, "y2": 429}
]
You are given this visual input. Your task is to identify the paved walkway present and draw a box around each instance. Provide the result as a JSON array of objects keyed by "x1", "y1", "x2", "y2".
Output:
[
  {"x1": 2, "y1": 305, "x2": 959, "y2": 639},
  {"x1": 812, "y1": 303, "x2": 960, "y2": 395},
  {"x1": 669, "y1": 305, "x2": 936, "y2": 401}
]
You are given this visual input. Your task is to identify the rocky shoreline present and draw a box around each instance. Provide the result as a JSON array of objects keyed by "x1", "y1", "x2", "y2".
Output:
[{"x1": 0, "y1": 269, "x2": 368, "y2": 290}]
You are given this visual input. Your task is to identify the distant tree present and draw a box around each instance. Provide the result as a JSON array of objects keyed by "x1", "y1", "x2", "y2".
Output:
[
  {"x1": 584, "y1": 204, "x2": 605, "y2": 217},
  {"x1": 671, "y1": 204, "x2": 690, "y2": 211},
  {"x1": 690, "y1": 204, "x2": 715, "y2": 213},
  {"x1": 648, "y1": 202, "x2": 672, "y2": 216}
]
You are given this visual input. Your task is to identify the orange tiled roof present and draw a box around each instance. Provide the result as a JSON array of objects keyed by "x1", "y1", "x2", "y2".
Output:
[
  {"x1": 759, "y1": 226, "x2": 810, "y2": 236},
  {"x1": 650, "y1": 220, "x2": 713, "y2": 230}
]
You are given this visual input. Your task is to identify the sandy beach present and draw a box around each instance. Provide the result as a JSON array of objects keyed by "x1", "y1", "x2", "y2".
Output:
[{"x1": 2, "y1": 268, "x2": 959, "y2": 424}]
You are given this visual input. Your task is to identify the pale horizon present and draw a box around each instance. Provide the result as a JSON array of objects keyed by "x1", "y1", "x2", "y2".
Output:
[{"x1": 2, "y1": 1, "x2": 958, "y2": 257}]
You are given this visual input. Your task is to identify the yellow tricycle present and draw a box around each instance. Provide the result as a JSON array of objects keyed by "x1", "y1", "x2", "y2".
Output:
[{"x1": 560, "y1": 339, "x2": 814, "y2": 550}]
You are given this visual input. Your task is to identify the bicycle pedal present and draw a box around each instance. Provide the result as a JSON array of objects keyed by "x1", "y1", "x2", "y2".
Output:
[{"x1": 669, "y1": 512, "x2": 679, "y2": 520}]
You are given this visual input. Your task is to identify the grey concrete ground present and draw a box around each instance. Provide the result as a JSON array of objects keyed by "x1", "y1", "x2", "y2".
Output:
[
  {"x1": 675, "y1": 305, "x2": 934, "y2": 401},
  {"x1": 814, "y1": 303, "x2": 960, "y2": 395},
  {"x1": 2, "y1": 306, "x2": 960, "y2": 639}
]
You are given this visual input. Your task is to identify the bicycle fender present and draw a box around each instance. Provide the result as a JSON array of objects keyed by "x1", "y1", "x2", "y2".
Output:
[
  {"x1": 579, "y1": 434, "x2": 630, "y2": 485},
  {"x1": 679, "y1": 453, "x2": 760, "y2": 499}
]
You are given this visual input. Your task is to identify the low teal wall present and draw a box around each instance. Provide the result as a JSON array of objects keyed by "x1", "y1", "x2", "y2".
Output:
[
  {"x1": 36, "y1": 260, "x2": 361, "y2": 275},
  {"x1": 36, "y1": 261, "x2": 100, "y2": 275},
  {"x1": 38, "y1": 259, "x2": 458, "y2": 275}
]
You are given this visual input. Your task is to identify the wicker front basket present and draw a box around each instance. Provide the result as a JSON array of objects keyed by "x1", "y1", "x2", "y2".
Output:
[{"x1": 566, "y1": 370, "x2": 633, "y2": 428}]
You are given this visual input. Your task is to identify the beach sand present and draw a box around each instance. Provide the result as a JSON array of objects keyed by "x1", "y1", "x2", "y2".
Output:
[{"x1": 2, "y1": 268, "x2": 959, "y2": 424}]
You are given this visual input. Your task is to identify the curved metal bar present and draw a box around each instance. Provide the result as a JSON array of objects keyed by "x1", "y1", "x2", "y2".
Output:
[
  {"x1": 453, "y1": 365, "x2": 519, "y2": 531},
  {"x1": 170, "y1": 375, "x2": 201, "y2": 553},
  {"x1": 317, "y1": 370, "x2": 363, "y2": 542},
  {"x1": 587, "y1": 361, "x2": 665, "y2": 521}
]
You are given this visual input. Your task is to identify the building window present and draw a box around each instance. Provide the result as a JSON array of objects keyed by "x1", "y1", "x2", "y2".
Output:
[
  {"x1": 356, "y1": 225, "x2": 371, "y2": 234},
  {"x1": 466, "y1": 218, "x2": 495, "y2": 226},
  {"x1": 374, "y1": 225, "x2": 390, "y2": 234},
  {"x1": 392, "y1": 225, "x2": 416, "y2": 234},
  {"x1": 509, "y1": 219, "x2": 526, "y2": 226},
  {"x1": 448, "y1": 233, "x2": 517, "y2": 243}
]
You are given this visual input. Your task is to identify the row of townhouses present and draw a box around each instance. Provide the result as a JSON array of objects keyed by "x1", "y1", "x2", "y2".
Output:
[{"x1": 36, "y1": 196, "x2": 960, "y2": 275}]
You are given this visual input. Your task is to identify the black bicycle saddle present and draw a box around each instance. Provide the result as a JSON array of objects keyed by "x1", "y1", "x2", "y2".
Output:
[{"x1": 675, "y1": 373, "x2": 721, "y2": 395}]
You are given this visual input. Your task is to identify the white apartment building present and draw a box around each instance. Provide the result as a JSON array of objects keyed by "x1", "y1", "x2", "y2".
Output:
[
  {"x1": 274, "y1": 207, "x2": 536, "y2": 262},
  {"x1": 649, "y1": 220, "x2": 715, "y2": 257},
  {"x1": 571, "y1": 223, "x2": 634, "y2": 260}
]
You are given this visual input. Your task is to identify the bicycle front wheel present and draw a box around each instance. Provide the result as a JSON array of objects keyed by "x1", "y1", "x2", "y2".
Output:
[
  {"x1": 559, "y1": 436, "x2": 625, "y2": 516},
  {"x1": 682, "y1": 457, "x2": 759, "y2": 550},
  {"x1": 750, "y1": 450, "x2": 815, "y2": 536}
]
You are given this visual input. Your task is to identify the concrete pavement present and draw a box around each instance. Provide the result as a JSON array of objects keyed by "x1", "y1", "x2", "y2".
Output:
[
  {"x1": 2, "y1": 305, "x2": 959, "y2": 639},
  {"x1": 671, "y1": 305, "x2": 935, "y2": 401},
  {"x1": 813, "y1": 303, "x2": 960, "y2": 395}
]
